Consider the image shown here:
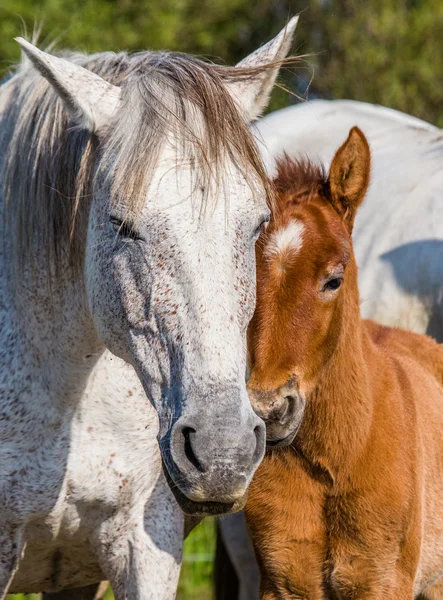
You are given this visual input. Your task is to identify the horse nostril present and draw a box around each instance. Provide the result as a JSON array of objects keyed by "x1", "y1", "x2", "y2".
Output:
[
  {"x1": 253, "y1": 423, "x2": 262, "y2": 451},
  {"x1": 182, "y1": 427, "x2": 204, "y2": 473},
  {"x1": 253, "y1": 422, "x2": 265, "y2": 463}
]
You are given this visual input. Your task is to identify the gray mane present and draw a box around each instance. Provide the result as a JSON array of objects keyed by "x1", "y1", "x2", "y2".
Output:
[{"x1": 1, "y1": 47, "x2": 273, "y2": 273}]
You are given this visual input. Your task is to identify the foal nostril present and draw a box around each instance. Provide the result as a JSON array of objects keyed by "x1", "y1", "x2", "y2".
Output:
[
  {"x1": 278, "y1": 394, "x2": 298, "y2": 423},
  {"x1": 280, "y1": 396, "x2": 291, "y2": 419},
  {"x1": 182, "y1": 427, "x2": 204, "y2": 473}
]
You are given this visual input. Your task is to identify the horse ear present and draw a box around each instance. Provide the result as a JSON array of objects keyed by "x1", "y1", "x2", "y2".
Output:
[
  {"x1": 15, "y1": 38, "x2": 121, "y2": 133},
  {"x1": 228, "y1": 16, "x2": 299, "y2": 122},
  {"x1": 328, "y1": 127, "x2": 371, "y2": 231}
]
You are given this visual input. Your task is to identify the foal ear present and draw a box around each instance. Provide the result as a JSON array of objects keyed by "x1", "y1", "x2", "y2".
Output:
[
  {"x1": 328, "y1": 126, "x2": 371, "y2": 231},
  {"x1": 228, "y1": 16, "x2": 299, "y2": 122},
  {"x1": 15, "y1": 38, "x2": 121, "y2": 133}
]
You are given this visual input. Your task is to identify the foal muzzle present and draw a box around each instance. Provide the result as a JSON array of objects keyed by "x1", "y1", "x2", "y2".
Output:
[{"x1": 248, "y1": 381, "x2": 305, "y2": 448}]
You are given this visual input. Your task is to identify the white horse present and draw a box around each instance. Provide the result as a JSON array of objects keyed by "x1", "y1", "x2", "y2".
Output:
[
  {"x1": 0, "y1": 19, "x2": 298, "y2": 599},
  {"x1": 218, "y1": 99, "x2": 443, "y2": 600}
]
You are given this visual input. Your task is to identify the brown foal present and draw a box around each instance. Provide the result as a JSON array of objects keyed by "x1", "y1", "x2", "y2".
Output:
[{"x1": 245, "y1": 127, "x2": 443, "y2": 599}]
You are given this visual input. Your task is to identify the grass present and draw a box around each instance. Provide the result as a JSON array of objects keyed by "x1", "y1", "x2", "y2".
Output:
[
  {"x1": 177, "y1": 519, "x2": 215, "y2": 600},
  {"x1": 6, "y1": 519, "x2": 216, "y2": 600}
]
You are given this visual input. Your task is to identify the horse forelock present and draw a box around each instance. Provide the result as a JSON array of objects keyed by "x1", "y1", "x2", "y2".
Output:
[
  {"x1": 100, "y1": 52, "x2": 276, "y2": 214},
  {"x1": 2, "y1": 47, "x2": 277, "y2": 275}
]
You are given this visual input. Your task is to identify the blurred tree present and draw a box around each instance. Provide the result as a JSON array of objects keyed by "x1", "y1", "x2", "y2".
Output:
[
  {"x1": 0, "y1": 0, "x2": 442, "y2": 122},
  {"x1": 0, "y1": 0, "x2": 309, "y2": 112},
  {"x1": 309, "y1": 0, "x2": 443, "y2": 126}
]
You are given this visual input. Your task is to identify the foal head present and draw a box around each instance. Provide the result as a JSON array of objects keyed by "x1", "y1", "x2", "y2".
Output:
[{"x1": 248, "y1": 127, "x2": 371, "y2": 446}]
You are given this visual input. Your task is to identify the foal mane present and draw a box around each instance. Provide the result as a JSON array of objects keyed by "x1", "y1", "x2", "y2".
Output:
[
  {"x1": 273, "y1": 154, "x2": 328, "y2": 210},
  {"x1": 2, "y1": 46, "x2": 287, "y2": 274}
]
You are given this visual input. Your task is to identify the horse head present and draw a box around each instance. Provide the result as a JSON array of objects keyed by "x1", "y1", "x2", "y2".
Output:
[{"x1": 16, "y1": 18, "x2": 298, "y2": 515}]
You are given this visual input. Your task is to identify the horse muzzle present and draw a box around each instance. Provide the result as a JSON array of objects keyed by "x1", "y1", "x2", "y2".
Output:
[{"x1": 159, "y1": 385, "x2": 266, "y2": 516}]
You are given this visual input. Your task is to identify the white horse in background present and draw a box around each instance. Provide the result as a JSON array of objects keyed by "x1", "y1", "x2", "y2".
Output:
[
  {"x1": 218, "y1": 99, "x2": 443, "y2": 600},
  {"x1": 0, "y1": 19, "x2": 298, "y2": 599}
]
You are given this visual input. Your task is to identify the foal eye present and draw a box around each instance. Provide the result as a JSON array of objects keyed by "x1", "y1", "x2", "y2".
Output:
[
  {"x1": 323, "y1": 277, "x2": 342, "y2": 292},
  {"x1": 110, "y1": 217, "x2": 141, "y2": 241}
]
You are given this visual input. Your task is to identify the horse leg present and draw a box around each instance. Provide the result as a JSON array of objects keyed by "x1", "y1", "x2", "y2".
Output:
[
  {"x1": 94, "y1": 478, "x2": 183, "y2": 600},
  {"x1": 217, "y1": 512, "x2": 259, "y2": 600},
  {"x1": 41, "y1": 500, "x2": 199, "y2": 599},
  {"x1": 214, "y1": 521, "x2": 240, "y2": 600},
  {"x1": 0, "y1": 526, "x2": 25, "y2": 600},
  {"x1": 96, "y1": 521, "x2": 182, "y2": 600},
  {"x1": 43, "y1": 582, "x2": 108, "y2": 600}
]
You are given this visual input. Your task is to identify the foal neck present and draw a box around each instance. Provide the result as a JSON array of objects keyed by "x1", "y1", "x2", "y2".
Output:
[
  {"x1": 296, "y1": 257, "x2": 375, "y2": 484},
  {"x1": 267, "y1": 137, "x2": 373, "y2": 483}
]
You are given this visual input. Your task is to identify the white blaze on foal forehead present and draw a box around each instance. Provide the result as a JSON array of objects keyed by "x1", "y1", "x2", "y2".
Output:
[{"x1": 266, "y1": 221, "x2": 305, "y2": 258}]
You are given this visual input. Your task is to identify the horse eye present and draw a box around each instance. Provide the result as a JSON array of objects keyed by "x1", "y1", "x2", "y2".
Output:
[
  {"x1": 323, "y1": 277, "x2": 342, "y2": 292},
  {"x1": 110, "y1": 217, "x2": 141, "y2": 241},
  {"x1": 255, "y1": 214, "x2": 271, "y2": 237}
]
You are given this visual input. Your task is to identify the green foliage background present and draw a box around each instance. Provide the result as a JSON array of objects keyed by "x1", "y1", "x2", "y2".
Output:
[{"x1": 1, "y1": 0, "x2": 443, "y2": 122}]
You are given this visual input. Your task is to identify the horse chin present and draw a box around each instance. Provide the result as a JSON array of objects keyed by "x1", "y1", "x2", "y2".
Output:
[
  {"x1": 175, "y1": 492, "x2": 247, "y2": 518},
  {"x1": 162, "y1": 462, "x2": 248, "y2": 517}
]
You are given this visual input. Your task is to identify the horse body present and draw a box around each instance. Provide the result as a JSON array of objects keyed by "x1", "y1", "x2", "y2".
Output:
[
  {"x1": 0, "y1": 21, "x2": 298, "y2": 598},
  {"x1": 5, "y1": 353, "x2": 178, "y2": 595},
  {"x1": 0, "y1": 72, "x2": 182, "y2": 596},
  {"x1": 245, "y1": 129, "x2": 443, "y2": 598}
]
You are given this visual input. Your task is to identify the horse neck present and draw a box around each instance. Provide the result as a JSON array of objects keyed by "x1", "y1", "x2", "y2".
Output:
[
  {"x1": 0, "y1": 82, "x2": 105, "y2": 409},
  {"x1": 297, "y1": 258, "x2": 375, "y2": 483},
  {"x1": 1, "y1": 208, "x2": 104, "y2": 406}
]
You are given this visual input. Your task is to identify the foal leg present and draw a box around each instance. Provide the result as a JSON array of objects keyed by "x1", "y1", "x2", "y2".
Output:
[
  {"x1": 245, "y1": 454, "x2": 327, "y2": 600},
  {"x1": 419, "y1": 579, "x2": 443, "y2": 599},
  {"x1": 330, "y1": 551, "x2": 416, "y2": 600},
  {"x1": 0, "y1": 527, "x2": 25, "y2": 600}
]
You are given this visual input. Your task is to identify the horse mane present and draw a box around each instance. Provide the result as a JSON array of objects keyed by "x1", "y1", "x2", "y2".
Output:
[
  {"x1": 2, "y1": 47, "x2": 283, "y2": 274},
  {"x1": 273, "y1": 154, "x2": 328, "y2": 209}
]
